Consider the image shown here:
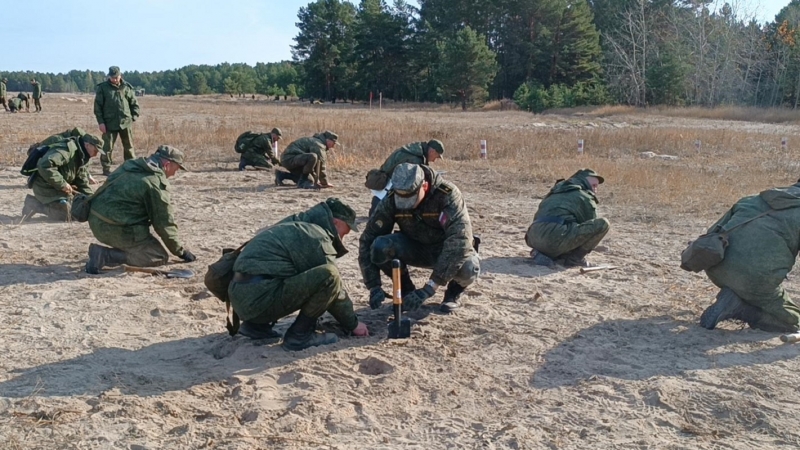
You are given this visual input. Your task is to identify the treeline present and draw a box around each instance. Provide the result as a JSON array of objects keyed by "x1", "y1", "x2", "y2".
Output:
[{"x1": 6, "y1": 0, "x2": 800, "y2": 111}]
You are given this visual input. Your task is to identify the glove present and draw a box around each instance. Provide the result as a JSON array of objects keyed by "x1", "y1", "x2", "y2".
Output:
[
  {"x1": 369, "y1": 287, "x2": 388, "y2": 310},
  {"x1": 181, "y1": 249, "x2": 197, "y2": 262},
  {"x1": 402, "y1": 284, "x2": 436, "y2": 311}
]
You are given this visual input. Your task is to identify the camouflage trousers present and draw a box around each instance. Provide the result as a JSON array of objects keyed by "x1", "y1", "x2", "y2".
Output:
[
  {"x1": 228, "y1": 263, "x2": 357, "y2": 330},
  {"x1": 282, "y1": 153, "x2": 318, "y2": 176},
  {"x1": 24, "y1": 194, "x2": 70, "y2": 221},
  {"x1": 525, "y1": 218, "x2": 610, "y2": 259},
  {"x1": 101, "y1": 128, "x2": 135, "y2": 171},
  {"x1": 88, "y1": 215, "x2": 169, "y2": 267},
  {"x1": 240, "y1": 150, "x2": 274, "y2": 169},
  {"x1": 33, "y1": 98, "x2": 41, "y2": 112},
  {"x1": 707, "y1": 270, "x2": 800, "y2": 331},
  {"x1": 0, "y1": 97, "x2": 6, "y2": 111}
]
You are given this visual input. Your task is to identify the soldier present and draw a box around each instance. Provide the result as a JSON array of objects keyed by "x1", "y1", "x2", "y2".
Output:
[
  {"x1": 28, "y1": 127, "x2": 87, "y2": 155},
  {"x1": 21, "y1": 134, "x2": 105, "y2": 221},
  {"x1": 94, "y1": 66, "x2": 140, "y2": 176},
  {"x1": 359, "y1": 163, "x2": 481, "y2": 313},
  {"x1": 698, "y1": 183, "x2": 800, "y2": 333},
  {"x1": 16, "y1": 92, "x2": 30, "y2": 112},
  {"x1": 85, "y1": 145, "x2": 196, "y2": 274},
  {"x1": 275, "y1": 131, "x2": 338, "y2": 189},
  {"x1": 31, "y1": 78, "x2": 42, "y2": 112},
  {"x1": 0, "y1": 78, "x2": 7, "y2": 111},
  {"x1": 8, "y1": 97, "x2": 23, "y2": 113},
  {"x1": 237, "y1": 128, "x2": 282, "y2": 171},
  {"x1": 229, "y1": 198, "x2": 369, "y2": 350},
  {"x1": 366, "y1": 139, "x2": 445, "y2": 216},
  {"x1": 525, "y1": 169, "x2": 610, "y2": 268}
]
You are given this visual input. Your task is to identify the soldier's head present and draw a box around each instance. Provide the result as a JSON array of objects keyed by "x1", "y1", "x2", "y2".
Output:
[
  {"x1": 152, "y1": 145, "x2": 188, "y2": 177},
  {"x1": 426, "y1": 139, "x2": 444, "y2": 163},
  {"x1": 325, "y1": 197, "x2": 358, "y2": 238},
  {"x1": 107, "y1": 66, "x2": 122, "y2": 84},
  {"x1": 271, "y1": 127, "x2": 283, "y2": 143},
  {"x1": 321, "y1": 130, "x2": 338, "y2": 149},
  {"x1": 30, "y1": 78, "x2": 35, "y2": 84},
  {"x1": 571, "y1": 168, "x2": 604, "y2": 193},
  {"x1": 80, "y1": 134, "x2": 105, "y2": 158},
  {"x1": 392, "y1": 163, "x2": 429, "y2": 210}
]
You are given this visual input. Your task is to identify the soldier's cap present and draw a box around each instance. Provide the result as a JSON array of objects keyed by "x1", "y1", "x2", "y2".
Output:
[
  {"x1": 573, "y1": 168, "x2": 604, "y2": 184},
  {"x1": 107, "y1": 66, "x2": 121, "y2": 77},
  {"x1": 325, "y1": 197, "x2": 358, "y2": 231},
  {"x1": 322, "y1": 130, "x2": 338, "y2": 143},
  {"x1": 81, "y1": 134, "x2": 105, "y2": 155},
  {"x1": 1, "y1": 78, "x2": 6, "y2": 82},
  {"x1": 154, "y1": 145, "x2": 188, "y2": 171},
  {"x1": 271, "y1": 127, "x2": 283, "y2": 137},
  {"x1": 391, "y1": 163, "x2": 425, "y2": 210},
  {"x1": 426, "y1": 139, "x2": 445, "y2": 156}
]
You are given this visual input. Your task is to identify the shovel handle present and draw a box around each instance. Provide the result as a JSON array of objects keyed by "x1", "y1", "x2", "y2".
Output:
[
  {"x1": 780, "y1": 332, "x2": 800, "y2": 343},
  {"x1": 391, "y1": 259, "x2": 402, "y2": 306},
  {"x1": 123, "y1": 265, "x2": 165, "y2": 275}
]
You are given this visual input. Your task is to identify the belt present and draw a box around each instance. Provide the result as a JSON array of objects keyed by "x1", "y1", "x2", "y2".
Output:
[
  {"x1": 90, "y1": 209, "x2": 123, "y2": 226},
  {"x1": 232, "y1": 272, "x2": 272, "y2": 284},
  {"x1": 533, "y1": 216, "x2": 568, "y2": 226}
]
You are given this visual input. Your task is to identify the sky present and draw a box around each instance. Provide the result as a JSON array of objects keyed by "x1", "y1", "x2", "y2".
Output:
[{"x1": 1, "y1": 0, "x2": 791, "y2": 74}]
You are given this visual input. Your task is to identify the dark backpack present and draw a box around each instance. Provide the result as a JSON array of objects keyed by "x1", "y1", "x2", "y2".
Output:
[
  {"x1": 234, "y1": 131, "x2": 262, "y2": 153},
  {"x1": 21, "y1": 145, "x2": 49, "y2": 176}
]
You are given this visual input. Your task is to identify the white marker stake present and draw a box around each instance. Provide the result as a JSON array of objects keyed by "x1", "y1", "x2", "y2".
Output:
[
  {"x1": 273, "y1": 141, "x2": 279, "y2": 158},
  {"x1": 695, "y1": 139, "x2": 701, "y2": 151},
  {"x1": 480, "y1": 140, "x2": 487, "y2": 159},
  {"x1": 578, "y1": 139, "x2": 584, "y2": 155},
  {"x1": 782, "y1": 137, "x2": 788, "y2": 150}
]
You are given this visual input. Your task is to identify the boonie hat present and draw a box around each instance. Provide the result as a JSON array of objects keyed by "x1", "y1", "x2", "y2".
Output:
[
  {"x1": 325, "y1": 197, "x2": 358, "y2": 231},
  {"x1": 391, "y1": 163, "x2": 425, "y2": 210},
  {"x1": 154, "y1": 145, "x2": 188, "y2": 170}
]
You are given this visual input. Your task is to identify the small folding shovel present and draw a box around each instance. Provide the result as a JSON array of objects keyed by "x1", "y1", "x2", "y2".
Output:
[
  {"x1": 123, "y1": 265, "x2": 195, "y2": 279},
  {"x1": 388, "y1": 259, "x2": 411, "y2": 339}
]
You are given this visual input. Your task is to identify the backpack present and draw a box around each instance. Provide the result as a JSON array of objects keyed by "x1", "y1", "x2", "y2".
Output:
[
  {"x1": 204, "y1": 242, "x2": 248, "y2": 335},
  {"x1": 21, "y1": 145, "x2": 49, "y2": 176},
  {"x1": 234, "y1": 131, "x2": 262, "y2": 154}
]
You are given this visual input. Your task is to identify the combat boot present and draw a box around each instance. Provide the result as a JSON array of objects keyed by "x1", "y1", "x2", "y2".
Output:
[
  {"x1": 747, "y1": 312, "x2": 799, "y2": 333},
  {"x1": 238, "y1": 321, "x2": 281, "y2": 339},
  {"x1": 530, "y1": 249, "x2": 555, "y2": 267},
  {"x1": 440, "y1": 281, "x2": 466, "y2": 313},
  {"x1": 296, "y1": 174, "x2": 316, "y2": 190},
  {"x1": 275, "y1": 170, "x2": 289, "y2": 186},
  {"x1": 85, "y1": 244, "x2": 127, "y2": 274},
  {"x1": 238, "y1": 158, "x2": 248, "y2": 171},
  {"x1": 282, "y1": 313, "x2": 338, "y2": 351},
  {"x1": 559, "y1": 247, "x2": 594, "y2": 268},
  {"x1": 21, "y1": 194, "x2": 45, "y2": 220},
  {"x1": 699, "y1": 287, "x2": 759, "y2": 330}
]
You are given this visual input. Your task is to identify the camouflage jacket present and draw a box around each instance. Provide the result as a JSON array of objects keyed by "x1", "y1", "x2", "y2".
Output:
[
  {"x1": 94, "y1": 79, "x2": 140, "y2": 130},
  {"x1": 17, "y1": 92, "x2": 27, "y2": 101},
  {"x1": 243, "y1": 133, "x2": 279, "y2": 165},
  {"x1": 32, "y1": 137, "x2": 93, "y2": 204},
  {"x1": 31, "y1": 82, "x2": 42, "y2": 99},
  {"x1": 0, "y1": 81, "x2": 6, "y2": 97},
  {"x1": 280, "y1": 134, "x2": 329, "y2": 184},
  {"x1": 534, "y1": 175, "x2": 599, "y2": 224},
  {"x1": 378, "y1": 142, "x2": 429, "y2": 178},
  {"x1": 39, "y1": 127, "x2": 86, "y2": 147},
  {"x1": 90, "y1": 158, "x2": 184, "y2": 256},
  {"x1": 359, "y1": 165, "x2": 475, "y2": 288},
  {"x1": 8, "y1": 98, "x2": 22, "y2": 110}
]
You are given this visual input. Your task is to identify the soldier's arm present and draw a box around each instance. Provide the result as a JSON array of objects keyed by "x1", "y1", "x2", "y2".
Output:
[
  {"x1": 36, "y1": 149, "x2": 70, "y2": 191},
  {"x1": 147, "y1": 182, "x2": 185, "y2": 256},
  {"x1": 73, "y1": 166, "x2": 94, "y2": 195},
  {"x1": 128, "y1": 87, "x2": 140, "y2": 120},
  {"x1": 315, "y1": 146, "x2": 328, "y2": 185},
  {"x1": 358, "y1": 199, "x2": 396, "y2": 289},
  {"x1": 431, "y1": 191, "x2": 474, "y2": 286},
  {"x1": 93, "y1": 86, "x2": 104, "y2": 124},
  {"x1": 326, "y1": 291, "x2": 359, "y2": 331}
]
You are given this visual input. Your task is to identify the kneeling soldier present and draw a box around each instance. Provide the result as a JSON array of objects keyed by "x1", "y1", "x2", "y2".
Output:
[{"x1": 275, "y1": 131, "x2": 337, "y2": 189}]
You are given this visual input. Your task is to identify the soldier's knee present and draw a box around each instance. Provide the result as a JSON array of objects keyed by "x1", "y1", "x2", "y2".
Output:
[
  {"x1": 453, "y1": 255, "x2": 481, "y2": 287},
  {"x1": 596, "y1": 218, "x2": 610, "y2": 233},
  {"x1": 370, "y1": 236, "x2": 396, "y2": 266}
]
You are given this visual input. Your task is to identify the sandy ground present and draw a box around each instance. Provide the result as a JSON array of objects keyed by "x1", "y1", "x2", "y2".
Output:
[{"x1": 1, "y1": 97, "x2": 800, "y2": 449}]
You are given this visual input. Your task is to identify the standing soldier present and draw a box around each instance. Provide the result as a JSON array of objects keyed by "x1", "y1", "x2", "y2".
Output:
[
  {"x1": 0, "y1": 78, "x2": 7, "y2": 111},
  {"x1": 359, "y1": 163, "x2": 481, "y2": 313},
  {"x1": 275, "y1": 131, "x2": 338, "y2": 189},
  {"x1": 94, "y1": 66, "x2": 140, "y2": 176},
  {"x1": 236, "y1": 128, "x2": 282, "y2": 171},
  {"x1": 31, "y1": 78, "x2": 42, "y2": 112}
]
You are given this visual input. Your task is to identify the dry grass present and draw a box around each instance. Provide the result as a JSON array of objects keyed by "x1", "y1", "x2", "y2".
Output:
[
  {"x1": 548, "y1": 104, "x2": 800, "y2": 124},
  {"x1": 1, "y1": 94, "x2": 797, "y2": 221}
]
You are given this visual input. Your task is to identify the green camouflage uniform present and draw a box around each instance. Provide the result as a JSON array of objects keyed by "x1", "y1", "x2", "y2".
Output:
[
  {"x1": 228, "y1": 202, "x2": 358, "y2": 330},
  {"x1": 8, "y1": 97, "x2": 22, "y2": 112},
  {"x1": 525, "y1": 172, "x2": 610, "y2": 259},
  {"x1": 378, "y1": 142, "x2": 430, "y2": 178},
  {"x1": 88, "y1": 158, "x2": 184, "y2": 267},
  {"x1": 16, "y1": 92, "x2": 29, "y2": 111},
  {"x1": 280, "y1": 134, "x2": 329, "y2": 185},
  {"x1": 705, "y1": 185, "x2": 800, "y2": 330},
  {"x1": 31, "y1": 81, "x2": 42, "y2": 111},
  {"x1": 28, "y1": 127, "x2": 87, "y2": 155},
  {"x1": 29, "y1": 138, "x2": 94, "y2": 220},
  {"x1": 240, "y1": 133, "x2": 279, "y2": 169},
  {"x1": 94, "y1": 79, "x2": 140, "y2": 171},
  {"x1": 0, "y1": 80, "x2": 7, "y2": 110},
  {"x1": 359, "y1": 165, "x2": 480, "y2": 291}
]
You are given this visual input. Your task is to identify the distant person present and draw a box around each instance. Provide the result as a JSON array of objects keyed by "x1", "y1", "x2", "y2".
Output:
[
  {"x1": 8, "y1": 97, "x2": 23, "y2": 112},
  {"x1": 525, "y1": 169, "x2": 610, "y2": 268},
  {"x1": 0, "y1": 78, "x2": 7, "y2": 111},
  {"x1": 17, "y1": 92, "x2": 30, "y2": 112},
  {"x1": 21, "y1": 134, "x2": 105, "y2": 221},
  {"x1": 30, "y1": 78, "x2": 42, "y2": 112},
  {"x1": 236, "y1": 128, "x2": 282, "y2": 171},
  {"x1": 698, "y1": 183, "x2": 800, "y2": 333},
  {"x1": 94, "y1": 66, "x2": 140, "y2": 176},
  {"x1": 365, "y1": 139, "x2": 444, "y2": 216},
  {"x1": 275, "y1": 131, "x2": 338, "y2": 189}
]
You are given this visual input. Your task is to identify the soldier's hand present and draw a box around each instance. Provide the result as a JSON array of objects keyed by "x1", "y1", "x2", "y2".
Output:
[
  {"x1": 403, "y1": 284, "x2": 436, "y2": 311},
  {"x1": 89, "y1": 175, "x2": 99, "y2": 185},
  {"x1": 61, "y1": 185, "x2": 74, "y2": 195},
  {"x1": 98, "y1": 123, "x2": 107, "y2": 134},
  {"x1": 369, "y1": 287, "x2": 388, "y2": 310},
  {"x1": 351, "y1": 322, "x2": 369, "y2": 337},
  {"x1": 319, "y1": 183, "x2": 334, "y2": 189},
  {"x1": 181, "y1": 249, "x2": 197, "y2": 262}
]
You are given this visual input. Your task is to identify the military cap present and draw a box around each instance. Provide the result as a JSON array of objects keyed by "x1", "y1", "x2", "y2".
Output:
[
  {"x1": 154, "y1": 145, "x2": 188, "y2": 170},
  {"x1": 107, "y1": 66, "x2": 121, "y2": 77},
  {"x1": 81, "y1": 133, "x2": 105, "y2": 155},
  {"x1": 391, "y1": 163, "x2": 425, "y2": 210},
  {"x1": 271, "y1": 127, "x2": 283, "y2": 137},
  {"x1": 325, "y1": 197, "x2": 358, "y2": 231},
  {"x1": 1, "y1": 78, "x2": 7, "y2": 82},
  {"x1": 426, "y1": 139, "x2": 445, "y2": 155},
  {"x1": 572, "y1": 168, "x2": 604, "y2": 184},
  {"x1": 322, "y1": 130, "x2": 338, "y2": 142}
]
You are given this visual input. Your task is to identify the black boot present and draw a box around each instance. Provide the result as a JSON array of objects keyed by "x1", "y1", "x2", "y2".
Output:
[
  {"x1": 238, "y1": 321, "x2": 281, "y2": 339},
  {"x1": 21, "y1": 194, "x2": 45, "y2": 220},
  {"x1": 297, "y1": 174, "x2": 316, "y2": 189},
  {"x1": 238, "y1": 157, "x2": 248, "y2": 171},
  {"x1": 530, "y1": 249, "x2": 555, "y2": 267},
  {"x1": 559, "y1": 247, "x2": 593, "y2": 268},
  {"x1": 85, "y1": 244, "x2": 127, "y2": 274},
  {"x1": 281, "y1": 313, "x2": 338, "y2": 351},
  {"x1": 440, "y1": 281, "x2": 466, "y2": 313},
  {"x1": 699, "y1": 287, "x2": 759, "y2": 330},
  {"x1": 275, "y1": 169, "x2": 287, "y2": 185},
  {"x1": 747, "y1": 312, "x2": 799, "y2": 333}
]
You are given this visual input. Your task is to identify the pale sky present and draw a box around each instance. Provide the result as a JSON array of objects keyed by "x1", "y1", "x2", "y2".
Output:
[{"x1": 1, "y1": 0, "x2": 789, "y2": 74}]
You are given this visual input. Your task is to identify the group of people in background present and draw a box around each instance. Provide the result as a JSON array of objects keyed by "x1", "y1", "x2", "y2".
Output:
[{"x1": 1, "y1": 77, "x2": 42, "y2": 112}]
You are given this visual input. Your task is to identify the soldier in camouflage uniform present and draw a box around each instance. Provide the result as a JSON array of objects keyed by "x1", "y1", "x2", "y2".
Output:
[
  {"x1": 0, "y1": 78, "x2": 7, "y2": 111},
  {"x1": 94, "y1": 66, "x2": 140, "y2": 176},
  {"x1": 21, "y1": 134, "x2": 105, "y2": 221},
  {"x1": 16, "y1": 92, "x2": 30, "y2": 112},
  {"x1": 238, "y1": 128, "x2": 282, "y2": 171},
  {"x1": 229, "y1": 198, "x2": 369, "y2": 351},
  {"x1": 85, "y1": 146, "x2": 196, "y2": 274},
  {"x1": 8, "y1": 97, "x2": 23, "y2": 112},
  {"x1": 275, "y1": 131, "x2": 338, "y2": 189},
  {"x1": 359, "y1": 163, "x2": 481, "y2": 313},
  {"x1": 525, "y1": 169, "x2": 610, "y2": 268},
  {"x1": 28, "y1": 127, "x2": 87, "y2": 155},
  {"x1": 699, "y1": 183, "x2": 800, "y2": 333},
  {"x1": 367, "y1": 139, "x2": 445, "y2": 216},
  {"x1": 31, "y1": 78, "x2": 42, "y2": 112}
]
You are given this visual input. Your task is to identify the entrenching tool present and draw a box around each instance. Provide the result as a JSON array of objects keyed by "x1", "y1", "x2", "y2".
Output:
[
  {"x1": 579, "y1": 265, "x2": 618, "y2": 274},
  {"x1": 780, "y1": 332, "x2": 800, "y2": 343},
  {"x1": 388, "y1": 259, "x2": 411, "y2": 339},
  {"x1": 123, "y1": 265, "x2": 195, "y2": 279}
]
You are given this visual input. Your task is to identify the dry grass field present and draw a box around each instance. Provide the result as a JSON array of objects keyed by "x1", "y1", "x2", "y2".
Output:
[{"x1": 1, "y1": 94, "x2": 800, "y2": 449}]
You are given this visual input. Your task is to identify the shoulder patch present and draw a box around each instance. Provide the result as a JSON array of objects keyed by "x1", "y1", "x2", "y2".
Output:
[{"x1": 436, "y1": 184, "x2": 453, "y2": 195}]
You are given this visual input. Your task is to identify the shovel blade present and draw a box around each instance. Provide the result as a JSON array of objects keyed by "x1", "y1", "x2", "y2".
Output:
[
  {"x1": 165, "y1": 269, "x2": 195, "y2": 279},
  {"x1": 388, "y1": 318, "x2": 411, "y2": 339}
]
